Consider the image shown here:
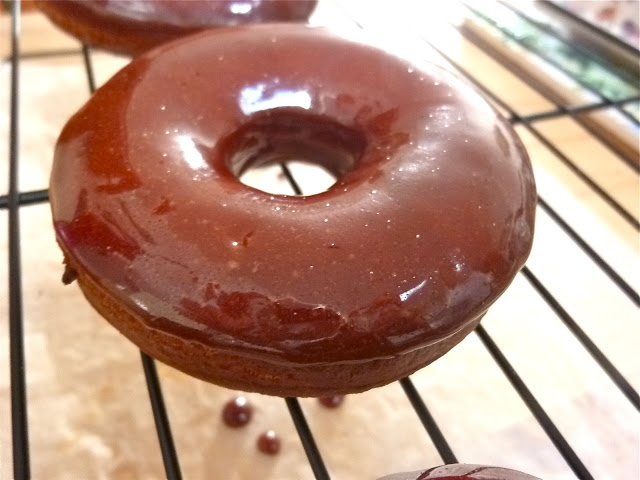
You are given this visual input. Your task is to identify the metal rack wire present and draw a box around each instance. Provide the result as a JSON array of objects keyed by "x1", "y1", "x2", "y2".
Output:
[{"x1": 4, "y1": 1, "x2": 639, "y2": 479}]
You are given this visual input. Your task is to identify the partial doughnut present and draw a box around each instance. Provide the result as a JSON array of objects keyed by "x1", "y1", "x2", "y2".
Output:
[
  {"x1": 35, "y1": 0, "x2": 317, "y2": 56},
  {"x1": 378, "y1": 464, "x2": 542, "y2": 480}
]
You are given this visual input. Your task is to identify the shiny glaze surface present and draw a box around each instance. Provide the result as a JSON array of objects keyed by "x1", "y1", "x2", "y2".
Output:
[
  {"x1": 50, "y1": 25, "x2": 536, "y2": 367},
  {"x1": 36, "y1": 0, "x2": 317, "y2": 56},
  {"x1": 378, "y1": 464, "x2": 542, "y2": 480}
]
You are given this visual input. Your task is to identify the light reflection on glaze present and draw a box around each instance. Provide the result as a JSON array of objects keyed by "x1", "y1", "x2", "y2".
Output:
[
  {"x1": 240, "y1": 83, "x2": 312, "y2": 115},
  {"x1": 399, "y1": 280, "x2": 426, "y2": 302},
  {"x1": 50, "y1": 25, "x2": 536, "y2": 368},
  {"x1": 176, "y1": 135, "x2": 208, "y2": 171},
  {"x1": 230, "y1": 2, "x2": 253, "y2": 15}
]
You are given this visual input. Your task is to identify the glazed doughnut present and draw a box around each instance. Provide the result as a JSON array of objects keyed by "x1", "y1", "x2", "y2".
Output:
[
  {"x1": 49, "y1": 25, "x2": 536, "y2": 397},
  {"x1": 35, "y1": 0, "x2": 317, "y2": 56},
  {"x1": 378, "y1": 464, "x2": 542, "y2": 480}
]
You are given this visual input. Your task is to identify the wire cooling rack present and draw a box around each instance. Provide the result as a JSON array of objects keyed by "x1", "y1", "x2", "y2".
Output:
[{"x1": 3, "y1": 1, "x2": 639, "y2": 479}]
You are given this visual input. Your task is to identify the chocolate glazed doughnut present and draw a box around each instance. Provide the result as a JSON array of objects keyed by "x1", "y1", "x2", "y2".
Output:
[
  {"x1": 35, "y1": 0, "x2": 317, "y2": 56},
  {"x1": 378, "y1": 464, "x2": 543, "y2": 480},
  {"x1": 49, "y1": 25, "x2": 536, "y2": 397}
]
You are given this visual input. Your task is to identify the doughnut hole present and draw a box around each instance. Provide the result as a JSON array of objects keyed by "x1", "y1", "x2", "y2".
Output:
[{"x1": 223, "y1": 109, "x2": 367, "y2": 196}]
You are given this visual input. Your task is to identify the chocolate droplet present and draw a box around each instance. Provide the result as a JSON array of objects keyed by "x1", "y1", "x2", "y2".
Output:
[
  {"x1": 257, "y1": 430, "x2": 281, "y2": 455},
  {"x1": 222, "y1": 396, "x2": 252, "y2": 427},
  {"x1": 62, "y1": 265, "x2": 78, "y2": 285},
  {"x1": 318, "y1": 395, "x2": 345, "y2": 408}
]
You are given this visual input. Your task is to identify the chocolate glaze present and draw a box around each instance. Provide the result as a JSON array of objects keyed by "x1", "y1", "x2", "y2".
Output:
[
  {"x1": 49, "y1": 25, "x2": 536, "y2": 396},
  {"x1": 377, "y1": 464, "x2": 542, "y2": 480},
  {"x1": 36, "y1": 0, "x2": 317, "y2": 56},
  {"x1": 62, "y1": 264, "x2": 78, "y2": 285}
]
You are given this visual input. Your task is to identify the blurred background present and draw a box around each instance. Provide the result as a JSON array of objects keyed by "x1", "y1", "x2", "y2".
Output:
[{"x1": 1, "y1": 1, "x2": 638, "y2": 479}]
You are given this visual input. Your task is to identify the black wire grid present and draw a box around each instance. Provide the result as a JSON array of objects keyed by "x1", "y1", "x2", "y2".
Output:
[{"x1": 4, "y1": 1, "x2": 639, "y2": 479}]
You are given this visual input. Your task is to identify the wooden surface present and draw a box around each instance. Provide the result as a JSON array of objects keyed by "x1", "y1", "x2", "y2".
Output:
[{"x1": 1, "y1": 1, "x2": 638, "y2": 479}]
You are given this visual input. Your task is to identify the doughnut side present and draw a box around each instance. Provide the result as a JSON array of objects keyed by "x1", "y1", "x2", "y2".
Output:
[
  {"x1": 34, "y1": 0, "x2": 185, "y2": 56},
  {"x1": 63, "y1": 249, "x2": 483, "y2": 397}
]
